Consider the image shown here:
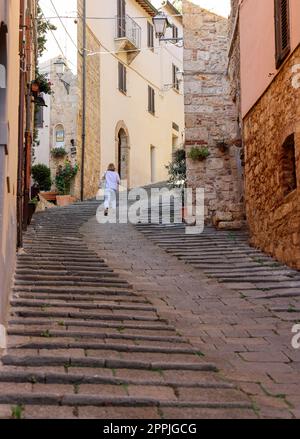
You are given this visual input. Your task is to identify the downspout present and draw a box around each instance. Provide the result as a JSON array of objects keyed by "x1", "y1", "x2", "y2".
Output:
[
  {"x1": 17, "y1": 0, "x2": 26, "y2": 247},
  {"x1": 80, "y1": 0, "x2": 87, "y2": 201},
  {"x1": 23, "y1": 0, "x2": 33, "y2": 229}
]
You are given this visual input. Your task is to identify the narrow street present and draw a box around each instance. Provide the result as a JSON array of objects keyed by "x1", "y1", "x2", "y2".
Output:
[{"x1": 0, "y1": 199, "x2": 298, "y2": 419}]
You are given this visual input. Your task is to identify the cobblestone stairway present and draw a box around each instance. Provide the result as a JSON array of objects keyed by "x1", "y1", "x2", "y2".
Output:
[
  {"x1": 135, "y1": 222, "x2": 300, "y2": 316},
  {"x1": 0, "y1": 202, "x2": 255, "y2": 419}
]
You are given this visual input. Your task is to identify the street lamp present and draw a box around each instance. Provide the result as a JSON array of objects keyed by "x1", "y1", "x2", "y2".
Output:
[
  {"x1": 54, "y1": 57, "x2": 70, "y2": 94},
  {"x1": 152, "y1": 12, "x2": 183, "y2": 43}
]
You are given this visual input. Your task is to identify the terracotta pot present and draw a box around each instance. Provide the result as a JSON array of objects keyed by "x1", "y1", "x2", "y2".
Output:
[{"x1": 56, "y1": 195, "x2": 73, "y2": 207}]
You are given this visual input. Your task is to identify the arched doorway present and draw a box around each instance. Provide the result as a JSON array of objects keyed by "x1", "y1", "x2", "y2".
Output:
[{"x1": 115, "y1": 122, "x2": 130, "y2": 184}]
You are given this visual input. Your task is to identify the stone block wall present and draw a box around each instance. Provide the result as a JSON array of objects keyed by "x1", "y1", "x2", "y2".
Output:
[
  {"x1": 183, "y1": 0, "x2": 245, "y2": 229},
  {"x1": 75, "y1": 0, "x2": 101, "y2": 200},
  {"x1": 244, "y1": 46, "x2": 300, "y2": 269}
]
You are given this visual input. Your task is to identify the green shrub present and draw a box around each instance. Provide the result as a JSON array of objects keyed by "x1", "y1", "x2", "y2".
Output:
[
  {"x1": 55, "y1": 162, "x2": 79, "y2": 195},
  {"x1": 166, "y1": 149, "x2": 186, "y2": 187},
  {"x1": 187, "y1": 147, "x2": 210, "y2": 161},
  {"x1": 31, "y1": 164, "x2": 51, "y2": 191},
  {"x1": 51, "y1": 147, "x2": 67, "y2": 159}
]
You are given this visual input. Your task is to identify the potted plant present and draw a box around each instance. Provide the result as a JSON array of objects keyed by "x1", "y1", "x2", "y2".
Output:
[
  {"x1": 51, "y1": 147, "x2": 67, "y2": 159},
  {"x1": 55, "y1": 161, "x2": 78, "y2": 207},
  {"x1": 187, "y1": 146, "x2": 210, "y2": 161}
]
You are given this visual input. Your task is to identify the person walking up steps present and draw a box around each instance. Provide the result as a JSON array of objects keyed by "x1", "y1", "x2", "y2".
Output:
[{"x1": 102, "y1": 163, "x2": 121, "y2": 216}]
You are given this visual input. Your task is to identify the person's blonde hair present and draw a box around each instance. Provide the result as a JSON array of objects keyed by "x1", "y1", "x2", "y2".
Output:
[{"x1": 107, "y1": 163, "x2": 116, "y2": 172}]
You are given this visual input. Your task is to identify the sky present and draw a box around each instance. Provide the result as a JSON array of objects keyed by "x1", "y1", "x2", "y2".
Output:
[{"x1": 39, "y1": 0, "x2": 231, "y2": 71}]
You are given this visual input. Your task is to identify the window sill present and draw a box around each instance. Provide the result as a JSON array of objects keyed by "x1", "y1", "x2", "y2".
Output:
[{"x1": 118, "y1": 89, "x2": 127, "y2": 96}]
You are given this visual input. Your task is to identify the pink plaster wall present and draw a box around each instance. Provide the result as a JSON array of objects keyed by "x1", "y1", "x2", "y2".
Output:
[{"x1": 240, "y1": 0, "x2": 300, "y2": 117}]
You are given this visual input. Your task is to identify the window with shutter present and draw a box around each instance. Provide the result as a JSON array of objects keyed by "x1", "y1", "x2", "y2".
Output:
[
  {"x1": 117, "y1": 0, "x2": 126, "y2": 38},
  {"x1": 173, "y1": 64, "x2": 179, "y2": 91},
  {"x1": 147, "y1": 22, "x2": 154, "y2": 49},
  {"x1": 274, "y1": 0, "x2": 291, "y2": 68},
  {"x1": 118, "y1": 62, "x2": 127, "y2": 94},
  {"x1": 172, "y1": 25, "x2": 178, "y2": 40},
  {"x1": 148, "y1": 86, "x2": 155, "y2": 115}
]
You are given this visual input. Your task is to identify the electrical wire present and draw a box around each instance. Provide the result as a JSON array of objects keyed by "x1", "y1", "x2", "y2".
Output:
[
  {"x1": 49, "y1": 0, "x2": 80, "y2": 54},
  {"x1": 39, "y1": 7, "x2": 77, "y2": 68}
]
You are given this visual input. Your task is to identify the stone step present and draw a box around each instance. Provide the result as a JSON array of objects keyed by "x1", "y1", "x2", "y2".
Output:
[
  {"x1": 1, "y1": 355, "x2": 218, "y2": 372},
  {"x1": 13, "y1": 293, "x2": 148, "y2": 304},
  {"x1": 7, "y1": 329, "x2": 185, "y2": 344},
  {"x1": 14, "y1": 280, "x2": 130, "y2": 288},
  {"x1": 8, "y1": 319, "x2": 174, "y2": 332},
  {"x1": 7, "y1": 341, "x2": 199, "y2": 356},
  {"x1": 10, "y1": 299, "x2": 156, "y2": 313},
  {"x1": 11, "y1": 310, "x2": 163, "y2": 324},
  {"x1": 0, "y1": 393, "x2": 252, "y2": 410},
  {"x1": 0, "y1": 370, "x2": 233, "y2": 388}
]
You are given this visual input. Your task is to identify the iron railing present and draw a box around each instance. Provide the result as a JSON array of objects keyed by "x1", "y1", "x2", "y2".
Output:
[{"x1": 115, "y1": 14, "x2": 141, "y2": 49}]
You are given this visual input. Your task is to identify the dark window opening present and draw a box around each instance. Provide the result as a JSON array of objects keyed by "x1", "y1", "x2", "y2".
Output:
[
  {"x1": 282, "y1": 133, "x2": 297, "y2": 196},
  {"x1": 35, "y1": 105, "x2": 44, "y2": 128},
  {"x1": 117, "y1": 0, "x2": 126, "y2": 38},
  {"x1": 147, "y1": 21, "x2": 154, "y2": 49},
  {"x1": 148, "y1": 86, "x2": 155, "y2": 115},
  {"x1": 118, "y1": 62, "x2": 127, "y2": 94},
  {"x1": 172, "y1": 64, "x2": 179, "y2": 91},
  {"x1": 172, "y1": 25, "x2": 178, "y2": 40},
  {"x1": 274, "y1": 0, "x2": 290, "y2": 68}
]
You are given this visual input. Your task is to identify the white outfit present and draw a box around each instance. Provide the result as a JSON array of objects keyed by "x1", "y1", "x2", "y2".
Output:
[{"x1": 103, "y1": 171, "x2": 120, "y2": 209}]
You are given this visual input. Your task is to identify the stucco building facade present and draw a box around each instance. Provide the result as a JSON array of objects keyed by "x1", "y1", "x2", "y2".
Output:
[
  {"x1": 237, "y1": 0, "x2": 300, "y2": 269},
  {"x1": 84, "y1": 0, "x2": 184, "y2": 188},
  {"x1": 0, "y1": 0, "x2": 36, "y2": 342},
  {"x1": 183, "y1": 0, "x2": 245, "y2": 229}
]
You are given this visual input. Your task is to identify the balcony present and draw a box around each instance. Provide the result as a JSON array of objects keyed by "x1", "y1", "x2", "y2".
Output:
[{"x1": 115, "y1": 15, "x2": 141, "y2": 64}]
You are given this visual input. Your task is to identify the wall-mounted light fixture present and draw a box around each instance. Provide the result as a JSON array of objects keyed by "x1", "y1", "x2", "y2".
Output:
[
  {"x1": 54, "y1": 57, "x2": 70, "y2": 94},
  {"x1": 152, "y1": 12, "x2": 183, "y2": 44}
]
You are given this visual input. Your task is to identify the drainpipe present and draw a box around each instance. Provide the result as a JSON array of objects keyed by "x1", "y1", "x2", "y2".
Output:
[
  {"x1": 80, "y1": 0, "x2": 87, "y2": 202},
  {"x1": 23, "y1": 0, "x2": 33, "y2": 230},
  {"x1": 17, "y1": 0, "x2": 26, "y2": 247}
]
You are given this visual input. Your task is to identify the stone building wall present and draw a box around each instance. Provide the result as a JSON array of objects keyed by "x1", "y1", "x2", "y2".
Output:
[
  {"x1": 183, "y1": 0, "x2": 245, "y2": 229},
  {"x1": 244, "y1": 45, "x2": 300, "y2": 269},
  {"x1": 75, "y1": 0, "x2": 101, "y2": 200},
  {"x1": 46, "y1": 60, "x2": 78, "y2": 191}
]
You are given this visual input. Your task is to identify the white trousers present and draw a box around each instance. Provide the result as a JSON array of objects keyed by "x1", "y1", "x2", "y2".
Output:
[{"x1": 104, "y1": 189, "x2": 117, "y2": 209}]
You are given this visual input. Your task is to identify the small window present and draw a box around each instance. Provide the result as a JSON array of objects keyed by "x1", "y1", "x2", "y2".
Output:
[
  {"x1": 282, "y1": 133, "x2": 297, "y2": 196},
  {"x1": 147, "y1": 22, "x2": 154, "y2": 49},
  {"x1": 172, "y1": 64, "x2": 179, "y2": 91},
  {"x1": 172, "y1": 25, "x2": 178, "y2": 40},
  {"x1": 117, "y1": 0, "x2": 126, "y2": 38},
  {"x1": 35, "y1": 106, "x2": 44, "y2": 128},
  {"x1": 148, "y1": 86, "x2": 155, "y2": 115},
  {"x1": 118, "y1": 62, "x2": 127, "y2": 94},
  {"x1": 55, "y1": 124, "x2": 65, "y2": 145},
  {"x1": 274, "y1": 0, "x2": 290, "y2": 68}
]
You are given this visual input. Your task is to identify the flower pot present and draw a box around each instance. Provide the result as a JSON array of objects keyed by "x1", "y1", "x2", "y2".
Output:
[{"x1": 56, "y1": 195, "x2": 73, "y2": 207}]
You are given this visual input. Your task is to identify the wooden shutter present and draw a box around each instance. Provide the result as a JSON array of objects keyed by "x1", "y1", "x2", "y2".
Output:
[
  {"x1": 148, "y1": 86, "x2": 155, "y2": 114},
  {"x1": 118, "y1": 62, "x2": 126, "y2": 93},
  {"x1": 117, "y1": 0, "x2": 126, "y2": 38},
  {"x1": 147, "y1": 22, "x2": 154, "y2": 48},
  {"x1": 275, "y1": 0, "x2": 290, "y2": 68},
  {"x1": 172, "y1": 25, "x2": 178, "y2": 40}
]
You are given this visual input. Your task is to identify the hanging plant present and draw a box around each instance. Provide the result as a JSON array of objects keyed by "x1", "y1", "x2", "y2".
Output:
[
  {"x1": 188, "y1": 147, "x2": 210, "y2": 162},
  {"x1": 34, "y1": 71, "x2": 53, "y2": 95},
  {"x1": 51, "y1": 147, "x2": 67, "y2": 159}
]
